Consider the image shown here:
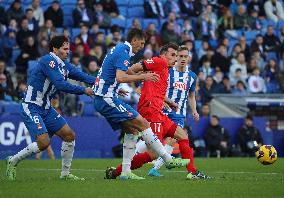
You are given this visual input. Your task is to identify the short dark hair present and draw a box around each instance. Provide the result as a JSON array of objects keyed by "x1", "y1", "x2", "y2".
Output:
[
  {"x1": 160, "y1": 43, "x2": 179, "y2": 55},
  {"x1": 25, "y1": 8, "x2": 33, "y2": 13},
  {"x1": 178, "y1": 45, "x2": 189, "y2": 52},
  {"x1": 212, "y1": 115, "x2": 219, "y2": 121},
  {"x1": 49, "y1": 35, "x2": 69, "y2": 52},
  {"x1": 246, "y1": 114, "x2": 253, "y2": 121},
  {"x1": 126, "y1": 28, "x2": 145, "y2": 42}
]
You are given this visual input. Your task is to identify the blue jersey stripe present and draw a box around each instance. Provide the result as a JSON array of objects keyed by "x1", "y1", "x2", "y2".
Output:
[{"x1": 164, "y1": 67, "x2": 197, "y2": 118}]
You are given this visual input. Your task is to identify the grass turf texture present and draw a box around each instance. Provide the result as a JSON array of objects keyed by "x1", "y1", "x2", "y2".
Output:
[{"x1": 0, "y1": 158, "x2": 283, "y2": 198}]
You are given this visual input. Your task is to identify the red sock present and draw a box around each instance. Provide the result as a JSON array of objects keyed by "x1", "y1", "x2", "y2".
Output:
[
  {"x1": 114, "y1": 152, "x2": 152, "y2": 177},
  {"x1": 178, "y1": 139, "x2": 197, "y2": 174}
]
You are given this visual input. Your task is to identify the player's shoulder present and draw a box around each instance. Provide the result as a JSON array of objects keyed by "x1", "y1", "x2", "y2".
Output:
[
  {"x1": 114, "y1": 43, "x2": 130, "y2": 57},
  {"x1": 148, "y1": 56, "x2": 167, "y2": 67},
  {"x1": 188, "y1": 70, "x2": 197, "y2": 80},
  {"x1": 39, "y1": 54, "x2": 56, "y2": 65},
  {"x1": 38, "y1": 54, "x2": 60, "y2": 71}
]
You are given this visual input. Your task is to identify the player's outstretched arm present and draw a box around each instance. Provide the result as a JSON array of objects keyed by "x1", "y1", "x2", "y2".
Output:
[
  {"x1": 116, "y1": 70, "x2": 159, "y2": 83},
  {"x1": 42, "y1": 60, "x2": 90, "y2": 95},
  {"x1": 66, "y1": 62, "x2": 96, "y2": 85},
  {"x1": 126, "y1": 62, "x2": 144, "y2": 75}
]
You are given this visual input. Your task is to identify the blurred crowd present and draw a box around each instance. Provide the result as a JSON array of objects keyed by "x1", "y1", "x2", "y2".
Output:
[{"x1": 1, "y1": 0, "x2": 284, "y2": 116}]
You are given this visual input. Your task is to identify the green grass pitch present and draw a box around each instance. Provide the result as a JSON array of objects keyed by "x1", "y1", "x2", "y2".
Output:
[{"x1": 0, "y1": 158, "x2": 283, "y2": 198}]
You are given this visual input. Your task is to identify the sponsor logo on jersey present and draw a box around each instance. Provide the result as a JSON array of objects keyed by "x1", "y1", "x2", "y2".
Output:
[
  {"x1": 173, "y1": 81, "x2": 187, "y2": 91},
  {"x1": 49, "y1": 61, "x2": 55, "y2": 68}
]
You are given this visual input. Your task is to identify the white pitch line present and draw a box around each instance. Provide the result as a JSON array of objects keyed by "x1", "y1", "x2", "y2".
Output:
[{"x1": 20, "y1": 168, "x2": 284, "y2": 175}]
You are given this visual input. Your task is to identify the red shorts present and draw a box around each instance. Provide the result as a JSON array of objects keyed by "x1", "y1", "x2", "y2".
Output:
[{"x1": 139, "y1": 108, "x2": 177, "y2": 141}]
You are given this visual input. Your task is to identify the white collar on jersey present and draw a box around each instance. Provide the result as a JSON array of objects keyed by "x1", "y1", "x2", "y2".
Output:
[
  {"x1": 49, "y1": 52, "x2": 65, "y2": 67},
  {"x1": 124, "y1": 41, "x2": 135, "y2": 57}
]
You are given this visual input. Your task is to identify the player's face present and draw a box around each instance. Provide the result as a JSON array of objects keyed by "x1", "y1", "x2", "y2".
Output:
[
  {"x1": 56, "y1": 42, "x2": 70, "y2": 61},
  {"x1": 177, "y1": 50, "x2": 189, "y2": 67},
  {"x1": 131, "y1": 38, "x2": 145, "y2": 53},
  {"x1": 165, "y1": 48, "x2": 177, "y2": 67}
]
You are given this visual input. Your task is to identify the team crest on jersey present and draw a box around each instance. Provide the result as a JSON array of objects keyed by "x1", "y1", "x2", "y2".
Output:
[
  {"x1": 124, "y1": 60, "x2": 130, "y2": 66},
  {"x1": 127, "y1": 112, "x2": 133, "y2": 117},
  {"x1": 37, "y1": 124, "x2": 42, "y2": 130},
  {"x1": 49, "y1": 60, "x2": 56, "y2": 68}
]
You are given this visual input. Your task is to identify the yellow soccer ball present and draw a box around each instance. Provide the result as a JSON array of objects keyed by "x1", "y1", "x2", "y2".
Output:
[{"x1": 255, "y1": 145, "x2": 277, "y2": 165}]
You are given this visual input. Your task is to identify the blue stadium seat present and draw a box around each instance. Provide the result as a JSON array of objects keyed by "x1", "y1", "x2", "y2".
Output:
[
  {"x1": 60, "y1": 0, "x2": 77, "y2": 5},
  {"x1": 228, "y1": 40, "x2": 239, "y2": 55},
  {"x1": 266, "y1": 52, "x2": 278, "y2": 61},
  {"x1": 142, "y1": 19, "x2": 159, "y2": 29},
  {"x1": 56, "y1": 27, "x2": 64, "y2": 33},
  {"x1": 62, "y1": 4, "x2": 75, "y2": 15},
  {"x1": 116, "y1": 0, "x2": 129, "y2": 6},
  {"x1": 71, "y1": 28, "x2": 80, "y2": 40},
  {"x1": 63, "y1": 14, "x2": 73, "y2": 27},
  {"x1": 2, "y1": 102, "x2": 20, "y2": 115},
  {"x1": 245, "y1": 30, "x2": 259, "y2": 41},
  {"x1": 111, "y1": 18, "x2": 126, "y2": 28},
  {"x1": 127, "y1": 7, "x2": 144, "y2": 18},
  {"x1": 10, "y1": 48, "x2": 21, "y2": 67},
  {"x1": 194, "y1": 40, "x2": 202, "y2": 51},
  {"x1": 119, "y1": 6, "x2": 127, "y2": 17},
  {"x1": 129, "y1": 0, "x2": 144, "y2": 6},
  {"x1": 278, "y1": 20, "x2": 284, "y2": 28},
  {"x1": 41, "y1": 0, "x2": 53, "y2": 6},
  {"x1": 209, "y1": 39, "x2": 218, "y2": 48},
  {"x1": 126, "y1": 18, "x2": 134, "y2": 29}
]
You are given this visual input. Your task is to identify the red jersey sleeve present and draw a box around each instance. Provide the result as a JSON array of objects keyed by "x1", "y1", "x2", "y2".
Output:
[{"x1": 142, "y1": 57, "x2": 167, "y2": 72}]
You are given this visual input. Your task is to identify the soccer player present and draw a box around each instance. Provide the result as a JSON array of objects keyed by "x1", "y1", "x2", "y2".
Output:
[
  {"x1": 93, "y1": 29, "x2": 189, "y2": 180},
  {"x1": 146, "y1": 46, "x2": 211, "y2": 179},
  {"x1": 106, "y1": 43, "x2": 198, "y2": 179},
  {"x1": 6, "y1": 35, "x2": 95, "y2": 181}
]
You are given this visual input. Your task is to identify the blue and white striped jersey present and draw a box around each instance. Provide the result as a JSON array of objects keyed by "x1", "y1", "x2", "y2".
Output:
[
  {"x1": 164, "y1": 67, "x2": 197, "y2": 118},
  {"x1": 24, "y1": 52, "x2": 96, "y2": 109},
  {"x1": 93, "y1": 42, "x2": 133, "y2": 97}
]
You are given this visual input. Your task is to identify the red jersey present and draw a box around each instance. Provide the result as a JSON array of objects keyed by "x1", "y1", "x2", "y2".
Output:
[{"x1": 138, "y1": 57, "x2": 169, "y2": 114}]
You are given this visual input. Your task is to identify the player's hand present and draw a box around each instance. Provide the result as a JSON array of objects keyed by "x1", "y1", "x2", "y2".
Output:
[
  {"x1": 192, "y1": 111, "x2": 200, "y2": 122},
  {"x1": 169, "y1": 101, "x2": 178, "y2": 111},
  {"x1": 162, "y1": 102, "x2": 171, "y2": 110},
  {"x1": 118, "y1": 88, "x2": 129, "y2": 97},
  {"x1": 84, "y1": 87, "x2": 94, "y2": 96},
  {"x1": 142, "y1": 72, "x2": 160, "y2": 82}
]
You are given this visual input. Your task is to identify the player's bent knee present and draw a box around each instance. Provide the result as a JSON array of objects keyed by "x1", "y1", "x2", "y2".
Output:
[
  {"x1": 147, "y1": 149, "x2": 158, "y2": 160},
  {"x1": 63, "y1": 130, "x2": 75, "y2": 142},
  {"x1": 139, "y1": 117, "x2": 150, "y2": 129},
  {"x1": 37, "y1": 136, "x2": 51, "y2": 151},
  {"x1": 174, "y1": 127, "x2": 189, "y2": 140}
]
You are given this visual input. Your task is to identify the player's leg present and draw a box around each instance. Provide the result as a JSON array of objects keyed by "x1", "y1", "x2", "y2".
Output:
[
  {"x1": 173, "y1": 126, "x2": 211, "y2": 179},
  {"x1": 148, "y1": 138, "x2": 175, "y2": 177},
  {"x1": 46, "y1": 108, "x2": 84, "y2": 180},
  {"x1": 6, "y1": 104, "x2": 48, "y2": 180},
  {"x1": 119, "y1": 126, "x2": 145, "y2": 180},
  {"x1": 123, "y1": 116, "x2": 189, "y2": 169},
  {"x1": 106, "y1": 149, "x2": 157, "y2": 179},
  {"x1": 149, "y1": 118, "x2": 184, "y2": 176},
  {"x1": 47, "y1": 145, "x2": 55, "y2": 160}
]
